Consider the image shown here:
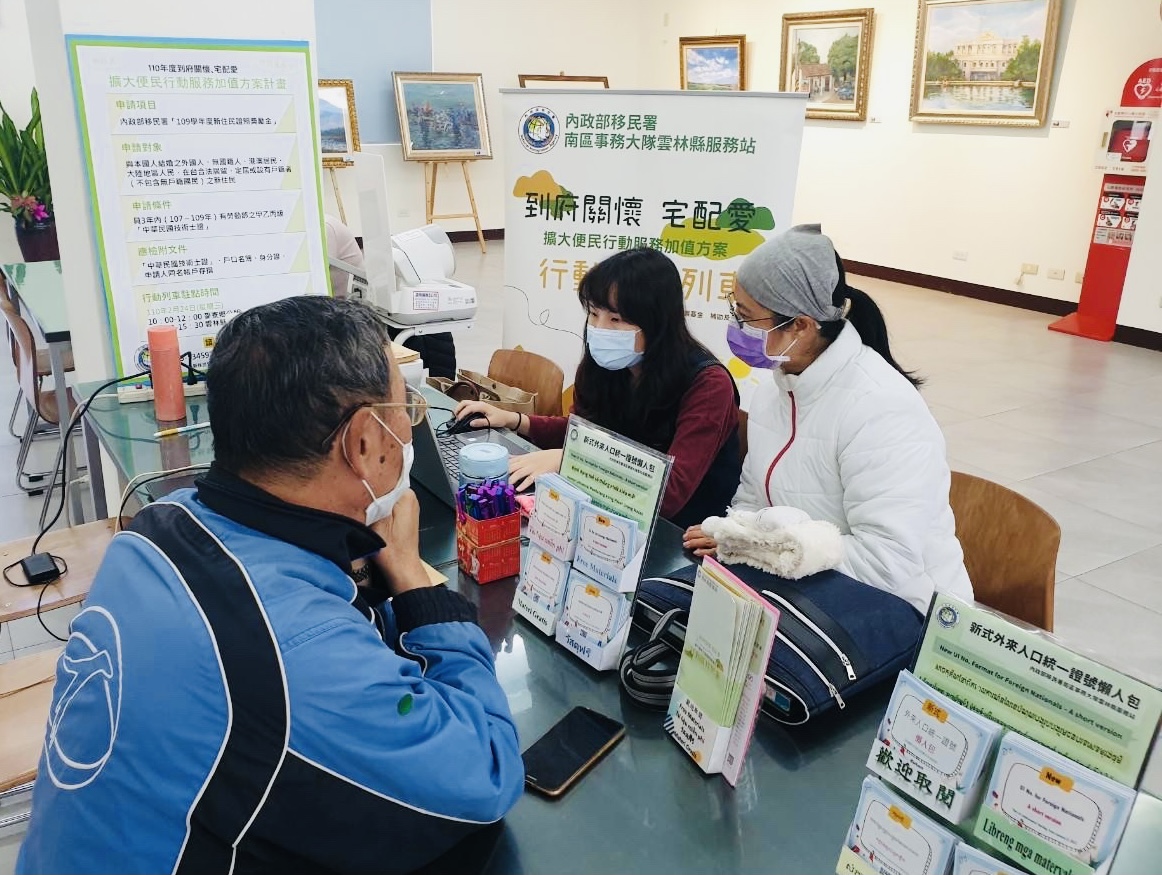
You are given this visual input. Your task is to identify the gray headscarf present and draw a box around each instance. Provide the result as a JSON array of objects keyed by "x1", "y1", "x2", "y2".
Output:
[{"x1": 736, "y1": 224, "x2": 845, "y2": 322}]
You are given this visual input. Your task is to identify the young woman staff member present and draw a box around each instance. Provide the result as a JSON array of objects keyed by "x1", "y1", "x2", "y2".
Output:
[
  {"x1": 456, "y1": 248, "x2": 742, "y2": 529},
  {"x1": 683, "y1": 225, "x2": 972, "y2": 615}
]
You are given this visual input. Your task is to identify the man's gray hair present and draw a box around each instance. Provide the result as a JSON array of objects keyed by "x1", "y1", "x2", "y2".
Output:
[{"x1": 207, "y1": 296, "x2": 393, "y2": 476}]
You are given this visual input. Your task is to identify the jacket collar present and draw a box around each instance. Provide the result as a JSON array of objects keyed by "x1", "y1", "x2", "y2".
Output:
[
  {"x1": 195, "y1": 464, "x2": 385, "y2": 572},
  {"x1": 775, "y1": 321, "x2": 861, "y2": 403}
]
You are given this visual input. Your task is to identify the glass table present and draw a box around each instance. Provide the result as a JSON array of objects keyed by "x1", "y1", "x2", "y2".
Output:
[{"x1": 73, "y1": 379, "x2": 1162, "y2": 873}]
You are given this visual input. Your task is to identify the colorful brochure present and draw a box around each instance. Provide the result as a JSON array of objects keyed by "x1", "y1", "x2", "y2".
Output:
[
  {"x1": 666, "y1": 558, "x2": 778, "y2": 780},
  {"x1": 513, "y1": 541, "x2": 571, "y2": 635},
  {"x1": 868, "y1": 671, "x2": 1002, "y2": 823},
  {"x1": 974, "y1": 732, "x2": 1135, "y2": 875},
  {"x1": 555, "y1": 569, "x2": 633, "y2": 671},
  {"x1": 573, "y1": 506, "x2": 641, "y2": 590},
  {"x1": 526, "y1": 473, "x2": 589, "y2": 562},
  {"x1": 842, "y1": 776, "x2": 959, "y2": 875}
]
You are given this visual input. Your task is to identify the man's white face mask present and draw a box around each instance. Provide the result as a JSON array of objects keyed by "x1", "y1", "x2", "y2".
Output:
[{"x1": 343, "y1": 411, "x2": 414, "y2": 526}]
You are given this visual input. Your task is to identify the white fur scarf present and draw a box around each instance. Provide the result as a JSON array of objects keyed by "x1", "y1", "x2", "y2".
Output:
[{"x1": 700, "y1": 507, "x2": 844, "y2": 580}]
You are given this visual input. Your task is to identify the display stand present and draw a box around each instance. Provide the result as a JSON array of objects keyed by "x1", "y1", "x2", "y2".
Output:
[
  {"x1": 424, "y1": 160, "x2": 486, "y2": 254},
  {"x1": 324, "y1": 160, "x2": 354, "y2": 225},
  {"x1": 1049, "y1": 58, "x2": 1160, "y2": 342}
]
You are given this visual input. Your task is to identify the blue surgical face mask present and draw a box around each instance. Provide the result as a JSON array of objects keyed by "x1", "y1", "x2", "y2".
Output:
[{"x1": 586, "y1": 326, "x2": 643, "y2": 370}]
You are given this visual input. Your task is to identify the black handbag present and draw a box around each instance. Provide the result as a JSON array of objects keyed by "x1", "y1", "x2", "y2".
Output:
[{"x1": 624, "y1": 562, "x2": 924, "y2": 725}]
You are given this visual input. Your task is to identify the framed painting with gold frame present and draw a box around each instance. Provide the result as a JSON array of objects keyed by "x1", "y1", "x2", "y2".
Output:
[
  {"x1": 393, "y1": 72, "x2": 492, "y2": 161},
  {"x1": 318, "y1": 79, "x2": 360, "y2": 168},
  {"x1": 518, "y1": 74, "x2": 610, "y2": 88},
  {"x1": 780, "y1": 9, "x2": 875, "y2": 121},
  {"x1": 678, "y1": 35, "x2": 748, "y2": 91},
  {"x1": 909, "y1": 0, "x2": 1062, "y2": 127}
]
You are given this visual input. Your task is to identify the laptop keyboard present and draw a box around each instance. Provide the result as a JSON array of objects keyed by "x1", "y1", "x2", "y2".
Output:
[{"x1": 437, "y1": 435, "x2": 462, "y2": 483}]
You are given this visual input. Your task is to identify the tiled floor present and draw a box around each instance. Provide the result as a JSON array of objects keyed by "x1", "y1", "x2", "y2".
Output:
[{"x1": 2, "y1": 242, "x2": 1161, "y2": 690}]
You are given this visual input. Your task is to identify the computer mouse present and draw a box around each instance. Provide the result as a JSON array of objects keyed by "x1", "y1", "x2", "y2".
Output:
[{"x1": 444, "y1": 415, "x2": 490, "y2": 436}]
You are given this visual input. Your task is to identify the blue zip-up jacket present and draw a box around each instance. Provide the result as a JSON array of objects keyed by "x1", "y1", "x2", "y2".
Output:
[{"x1": 17, "y1": 475, "x2": 524, "y2": 874}]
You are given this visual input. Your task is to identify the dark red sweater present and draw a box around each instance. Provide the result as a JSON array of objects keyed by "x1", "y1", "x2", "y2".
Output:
[{"x1": 526, "y1": 367, "x2": 739, "y2": 520}]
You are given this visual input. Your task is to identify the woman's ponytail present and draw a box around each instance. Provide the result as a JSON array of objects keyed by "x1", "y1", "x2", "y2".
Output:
[{"x1": 820, "y1": 254, "x2": 923, "y2": 388}]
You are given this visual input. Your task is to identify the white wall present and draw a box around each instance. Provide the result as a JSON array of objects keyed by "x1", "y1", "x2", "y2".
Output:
[
  {"x1": 1120, "y1": 163, "x2": 1161, "y2": 332},
  {"x1": 633, "y1": 0, "x2": 1162, "y2": 310},
  {"x1": 0, "y1": 0, "x2": 38, "y2": 263},
  {"x1": 424, "y1": 0, "x2": 650, "y2": 233},
  {"x1": 420, "y1": 0, "x2": 1162, "y2": 321}
]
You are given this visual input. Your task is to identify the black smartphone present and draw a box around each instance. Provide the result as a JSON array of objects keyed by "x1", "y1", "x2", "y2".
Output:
[{"x1": 522, "y1": 706, "x2": 626, "y2": 798}]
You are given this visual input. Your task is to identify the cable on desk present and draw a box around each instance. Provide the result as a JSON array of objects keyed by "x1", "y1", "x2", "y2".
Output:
[
  {"x1": 3, "y1": 554, "x2": 71, "y2": 642},
  {"x1": 32, "y1": 370, "x2": 151, "y2": 554},
  {"x1": 115, "y1": 464, "x2": 212, "y2": 530}
]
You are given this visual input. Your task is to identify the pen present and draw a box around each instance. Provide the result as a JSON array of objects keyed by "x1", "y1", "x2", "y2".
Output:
[{"x1": 153, "y1": 422, "x2": 212, "y2": 439}]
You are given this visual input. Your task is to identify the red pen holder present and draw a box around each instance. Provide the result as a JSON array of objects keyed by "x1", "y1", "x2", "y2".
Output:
[{"x1": 456, "y1": 511, "x2": 521, "y2": 584}]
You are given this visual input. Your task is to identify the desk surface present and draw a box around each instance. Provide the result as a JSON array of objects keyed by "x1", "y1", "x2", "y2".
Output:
[
  {"x1": 0, "y1": 520, "x2": 116, "y2": 625},
  {"x1": 1, "y1": 260, "x2": 70, "y2": 342},
  {"x1": 52, "y1": 384, "x2": 1162, "y2": 874}
]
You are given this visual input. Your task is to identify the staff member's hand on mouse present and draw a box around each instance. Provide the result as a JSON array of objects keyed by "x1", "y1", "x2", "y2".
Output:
[
  {"x1": 682, "y1": 524, "x2": 718, "y2": 557},
  {"x1": 510, "y1": 449, "x2": 563, "y2": 492},
  {"x1": 453, "y1": 400, "x2": 520, "y2": 431}
]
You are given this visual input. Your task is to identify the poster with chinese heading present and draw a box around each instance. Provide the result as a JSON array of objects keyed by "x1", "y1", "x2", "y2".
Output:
[
  {"x1": 67, "y1": 36, "x2": 329, "y2": 377},
  {"x1": 501, "y1": 89, "x2": 807, "y2": 407}
]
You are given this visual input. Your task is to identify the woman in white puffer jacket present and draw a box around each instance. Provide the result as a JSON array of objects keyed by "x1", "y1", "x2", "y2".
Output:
[{"x1": 683, "y1": 225, "x2": 972, "y2": 615}]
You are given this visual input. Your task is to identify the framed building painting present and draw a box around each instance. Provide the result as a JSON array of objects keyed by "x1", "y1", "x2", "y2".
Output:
[
  {"x1": 679, "y1": 35, "x2": 748, "y2": 91},
  {"x1": 393, "y1": 72, "x2": 492, "y2": 161},
  {"x1": 909, "y1": 0, "x2": 1063, "y2": 126},
  {"x1": 317, "y1": 79, "x2": 360, "y2": 167},
  {"x1": 780, "y1": 9, "x2": 875, "y2": 121}
]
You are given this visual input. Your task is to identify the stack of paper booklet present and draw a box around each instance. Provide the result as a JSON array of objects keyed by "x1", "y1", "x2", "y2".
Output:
[{"x1": 666, "y1": 558, "x2": 779, "y2": 784}]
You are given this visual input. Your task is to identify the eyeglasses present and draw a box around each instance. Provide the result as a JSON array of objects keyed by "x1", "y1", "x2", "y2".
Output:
[
  {"x1": 321, "y1": 385, "x2": 429, "y2": 450},
  {"x1": 728, "y1": 300, "x2": 774, "y2": 328}
]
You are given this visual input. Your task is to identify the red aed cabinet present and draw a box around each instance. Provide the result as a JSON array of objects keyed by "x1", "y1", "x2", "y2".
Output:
[{"x1": 1050, "y1": 58, "x2": 1161, "y2": 341}]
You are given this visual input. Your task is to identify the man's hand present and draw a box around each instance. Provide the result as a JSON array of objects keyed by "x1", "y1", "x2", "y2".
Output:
[
  {"x1": 509, "y1": 448, "x2": 563, "y2": 492},
  {"x1": 682, "y1": 524, "x2": 718, "y2": 558},
  {"x1": 369, "y1": 490, "x2": 433, "y2": 594}
]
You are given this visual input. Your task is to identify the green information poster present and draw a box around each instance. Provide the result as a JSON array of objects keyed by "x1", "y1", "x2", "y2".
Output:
[
  {"x1": 913, "y1": 595, "x2": 1162, "y2": 786},
  {"x1": 559, "y1": 416, "x2": 671, "y2": 533}
]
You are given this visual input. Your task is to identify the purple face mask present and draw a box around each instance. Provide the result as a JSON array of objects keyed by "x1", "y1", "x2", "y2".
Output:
[{"x1": 726, "y1": 319, "x2": 796, "y2": 369}]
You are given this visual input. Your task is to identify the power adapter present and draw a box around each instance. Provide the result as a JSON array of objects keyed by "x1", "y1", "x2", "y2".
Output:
[{"x1": 20, "y1": 553, "x2": 61, "y2": 585}]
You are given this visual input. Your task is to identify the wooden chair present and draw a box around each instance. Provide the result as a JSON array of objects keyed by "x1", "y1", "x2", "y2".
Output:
[
  {"x1": 948, "y1": 472, "x2": 1059, "y2": 631},
  {"x1": 487, "y1": 349, "x2": 564, "y2": 418},
  {"x1": 0, "y1": 647, "x2": 61, "y2": 828}
]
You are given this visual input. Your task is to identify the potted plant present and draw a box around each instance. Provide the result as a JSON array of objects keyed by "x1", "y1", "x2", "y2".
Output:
[{"x1": 0, "y1": 88, "x2": 58, "y2": 263}]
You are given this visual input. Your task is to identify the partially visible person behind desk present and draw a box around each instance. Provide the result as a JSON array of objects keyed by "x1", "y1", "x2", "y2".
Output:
[
  {"x1": 17, "y1": 297, "x2": 523, "y2": 874},
  {"x1": 683, "y1": 225, "x2": 972, "y2": 615},
  {"x1": 456, "y1": 247, "x2": 742, "y2": 529}
]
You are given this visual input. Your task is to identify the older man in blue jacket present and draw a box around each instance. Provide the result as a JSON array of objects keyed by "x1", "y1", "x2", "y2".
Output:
[{"x1": 17, "y1": 297, "x2": 524, "y2": 874}]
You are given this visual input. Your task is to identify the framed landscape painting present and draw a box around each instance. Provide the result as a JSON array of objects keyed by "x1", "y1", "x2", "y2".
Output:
[
  {"x1": 679, "y1": 35, "x2": 748, "y2": 91},
  {"x1": 393, "y1": 72, "x2": 492, "y2": 161},
  {"x1": 909, "y1": 0, "x2": 1062, "y2": 126},
  {"x1": 780, "y1": 9, "x2": 875, "y2": 121},
  {"x1": 318, "y1": 79, "x2": 359, "y2": 167}
]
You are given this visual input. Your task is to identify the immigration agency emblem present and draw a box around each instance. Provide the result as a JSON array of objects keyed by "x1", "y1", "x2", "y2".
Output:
[
  {"x1": 519, "y1": 107, "x2": 559, "y2": 154},
  {"x1": 45, "y1": 606, "x2": 123, "y2": 790}
]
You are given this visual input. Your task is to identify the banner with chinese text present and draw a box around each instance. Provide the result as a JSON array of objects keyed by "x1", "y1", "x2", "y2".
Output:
[
  {"x1": 501, "y1": 89, "x2": 807, "y2": 406},
  {"x1": 68, "y1": 36, "x2": 329, "y2": 377}
]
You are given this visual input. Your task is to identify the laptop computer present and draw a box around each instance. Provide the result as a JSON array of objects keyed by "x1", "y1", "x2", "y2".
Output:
[{"x1": 411, "y1": 383, "x2": 538, "y2": 508}]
